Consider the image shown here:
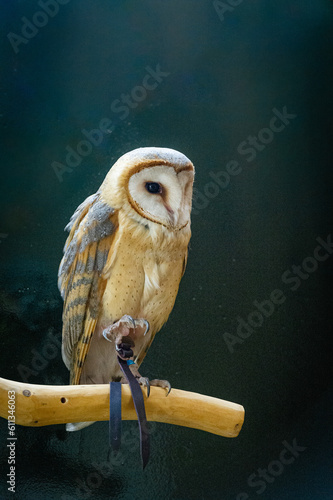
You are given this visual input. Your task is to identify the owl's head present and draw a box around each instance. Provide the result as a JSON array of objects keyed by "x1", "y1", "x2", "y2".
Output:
[{"x1": 101, "y1": 147, "x2": 195, "y2": 231}]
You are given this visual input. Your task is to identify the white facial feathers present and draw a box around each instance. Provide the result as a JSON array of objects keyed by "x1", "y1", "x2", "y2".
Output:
[
  {"x1": 128, "y1": 165, "x2": 193, "y2": 229},
  {"x1": 100, "y1": 147, "x2": 195, "y2": 230}
]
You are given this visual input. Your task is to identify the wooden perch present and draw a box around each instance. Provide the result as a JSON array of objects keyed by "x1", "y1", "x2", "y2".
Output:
[{"x1": 0, "y1": 377, "x2": 244, "y2": 438}]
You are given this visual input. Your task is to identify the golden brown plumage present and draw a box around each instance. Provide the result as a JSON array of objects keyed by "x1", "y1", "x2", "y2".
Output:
[{"x1": 58, "y1": 147, "x2": 194, "y2": 430}]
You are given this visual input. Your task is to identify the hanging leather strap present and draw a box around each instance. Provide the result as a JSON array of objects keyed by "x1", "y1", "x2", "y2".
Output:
[
  {"x1": 109, "y1": 381, "x2": 122, "y2": 452},
  {"x1": 117, "y1": 356, "x2": 150, "y2": 469}
]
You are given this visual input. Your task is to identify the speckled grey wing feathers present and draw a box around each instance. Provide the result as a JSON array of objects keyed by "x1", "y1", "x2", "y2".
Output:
[{"x1": 58, "y1": 192, "x2": 116, "y2": 369}]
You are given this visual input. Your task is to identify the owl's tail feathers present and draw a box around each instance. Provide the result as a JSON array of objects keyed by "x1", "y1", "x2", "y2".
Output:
[{"x1": 66, "y1": 421, "x2": 95, "y2": 431}]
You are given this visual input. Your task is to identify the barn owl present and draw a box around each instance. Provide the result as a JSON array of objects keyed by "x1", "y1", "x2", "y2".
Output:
[{"x1": 58, "y1": 147, "x2": 195, "y2": 431}]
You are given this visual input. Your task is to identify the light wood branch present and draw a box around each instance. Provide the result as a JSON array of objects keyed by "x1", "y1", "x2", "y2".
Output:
[{"x1": 0, "y1": 377, "x2": 244, "y2": 438}]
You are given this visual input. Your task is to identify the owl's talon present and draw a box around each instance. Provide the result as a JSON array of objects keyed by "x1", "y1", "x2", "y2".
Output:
[
  {"x1": 138, "y1": 377, "x2": 150, "y2": 398},
  {"x1": 130, "y1": 318, "x2": 149, "y2": 336},
  {"x1": 150, "y1": 379, "x2": 171, "y2": 396},
  {"x1": 102, "y1": 315, "x2": 135, "y2": 343},
  {"x1": 133, "y1": 319, "x2": 149, "y2": 336},
  {"x1": 127, "y1": 315, "x2": 136, "y2": 330},
  {"x1": 102, "y1": 328, "x2": 112, "y2": 343},
  {"x1": 103, "y1": 316, "x2": 149, "y2": 346},
  {"x1": 114, "y1": 314, "x2": 136, "y2": 334}
]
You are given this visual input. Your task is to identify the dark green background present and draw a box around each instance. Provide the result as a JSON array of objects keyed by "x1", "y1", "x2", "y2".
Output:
[{"x1": 1, "y1": 1, "x2": 332, "y2": 499}]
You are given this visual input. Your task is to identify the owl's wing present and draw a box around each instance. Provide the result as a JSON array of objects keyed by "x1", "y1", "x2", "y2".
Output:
[{"x1": 58, "y1": 192, "x2": 118, "y2": 384}]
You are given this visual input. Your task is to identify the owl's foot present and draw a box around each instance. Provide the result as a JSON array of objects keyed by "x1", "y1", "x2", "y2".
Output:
[
  {"x1": 150, "y1": 379, "x2": 172, "y2": 396},
  {"x1": 103, "y1": 315, "x2": 149, "y2": 345},
  {"x1": 103, "y1": 314, "x2": 135, "y2": 343},
  {"x1": 120, "y1": 363, "x2": 171, "y2": 397},
  {"x1": 120, "y1": 362, "x2": 151, "y2": 397}
]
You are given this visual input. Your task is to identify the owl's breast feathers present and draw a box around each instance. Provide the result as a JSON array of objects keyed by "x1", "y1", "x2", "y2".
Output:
[{"x1": 58, "y1": 191, "x2": 190, "y2": 384}]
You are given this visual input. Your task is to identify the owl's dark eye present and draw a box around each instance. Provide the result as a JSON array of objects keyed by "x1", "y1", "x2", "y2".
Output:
[{"x1": 145, "y1": 182, "x2": 162, "y2": 194}]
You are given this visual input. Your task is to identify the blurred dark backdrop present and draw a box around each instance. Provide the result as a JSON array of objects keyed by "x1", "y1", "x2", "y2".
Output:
[{"x1": 1, "y1": 1, "x2": 333, "y2": 499}]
